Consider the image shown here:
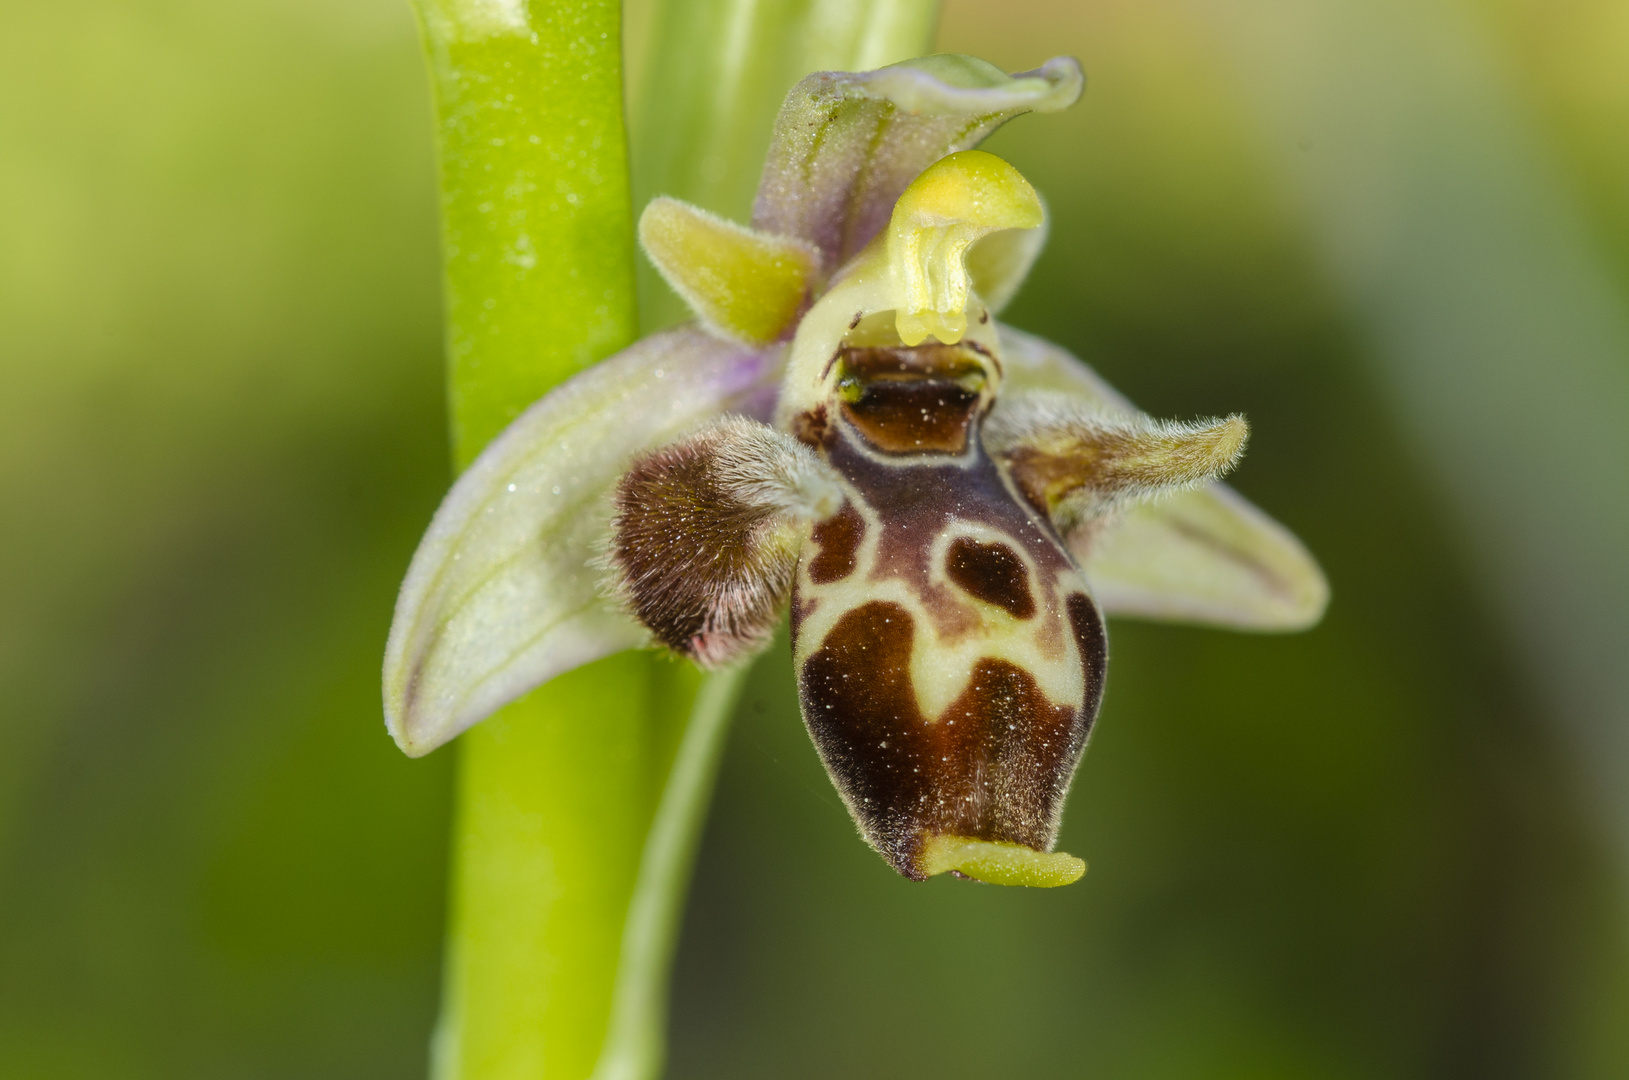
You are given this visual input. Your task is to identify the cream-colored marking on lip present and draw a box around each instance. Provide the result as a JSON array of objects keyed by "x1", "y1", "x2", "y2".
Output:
[
  {"x1": 906, "y1": 598, "x2": 1085, "y2": 720},
  {"x1": 794, "y1": 477, "x2": 1090, "y2": 721},
  {"x1": 796, "y1": 550, "x2": 1087, "y2": 723},
  {"x1": 919, "y1": 834, "x2": 1085, "y2": 887}
]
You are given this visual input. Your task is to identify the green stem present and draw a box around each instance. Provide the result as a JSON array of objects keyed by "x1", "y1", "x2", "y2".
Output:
[
  {"x1": 432, "y1": 658, "x2": 707, "y2": 1080},
  {"x1": 411, "y1": 2, "x2": 688, "y2": 1077},
  {"x1": 410, "y1": 2, "x2": 938, "y2": 1078},
  {"x1": 416, "y1": 0, "x2": 637, "y2": 460}
]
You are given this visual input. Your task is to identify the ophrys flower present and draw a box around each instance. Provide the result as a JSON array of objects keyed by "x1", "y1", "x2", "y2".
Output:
[{"x1": 384, "y1": 54, "x2": 1327, "y2": 886}]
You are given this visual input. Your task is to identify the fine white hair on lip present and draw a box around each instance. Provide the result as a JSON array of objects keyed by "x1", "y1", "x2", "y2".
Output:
[
  {"x1": 984, "y1": 390, "x2": 1249, "y2": 506},
  {"x1": 708, "y1": 416, "x2": 845, "y2": 522}
]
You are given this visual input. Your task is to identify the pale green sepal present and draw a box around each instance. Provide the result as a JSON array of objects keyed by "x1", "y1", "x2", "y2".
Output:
[
  {"x1": 639, "y1": 198, "x2": 818, "y2": 345},
  {"x1": 1088, "y1": 485, "x2": 1329, "y2": 631},
  {"x1": 996, "y1": 324, "x2": 1329, "y2": 631},
  {"x1": 919, "y1": 835, "x2": 1086, "y2": 888},
  {"x1": 754, "y1": 54, "x2": 1084, "y2": 271},
  {"x1": 384, "y1": 327, "x2": 784, "y2": 757}
]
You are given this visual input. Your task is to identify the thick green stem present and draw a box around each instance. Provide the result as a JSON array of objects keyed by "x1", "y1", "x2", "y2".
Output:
[
  {"x1": 416, "y1": 0, "x2": 637, "y2": 460},
  {"x1": 411, "y1": 3, "x2": 691, "y2": 1077},
  {"x1": 433, "y1": 658, "x2": 705, "y2": 1080},
  {"x1": 411, "y1": 1, "x2": 938, "y2": 1078}
]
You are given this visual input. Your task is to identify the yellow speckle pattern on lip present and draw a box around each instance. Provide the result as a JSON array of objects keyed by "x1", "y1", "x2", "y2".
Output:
[
  {"x1": 919, "y1": 834, "x2": 1086, "y2": 887},
  {"x1": 887, "y1": 151, "x2": 1043, "y2": 346}
]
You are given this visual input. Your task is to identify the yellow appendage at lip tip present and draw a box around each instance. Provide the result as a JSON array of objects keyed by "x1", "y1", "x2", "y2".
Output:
[
  {"x1": 920, "y1": 834, "x2": 1087, "y2": 887},
  {"x1": 887, "y1": 150, "x2": 1043, "y2": 347}
]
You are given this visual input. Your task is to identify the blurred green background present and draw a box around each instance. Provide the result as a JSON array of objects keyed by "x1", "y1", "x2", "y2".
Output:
[{"x1": 3, "y1": 0, "x2": 1628, "y2": 1077}]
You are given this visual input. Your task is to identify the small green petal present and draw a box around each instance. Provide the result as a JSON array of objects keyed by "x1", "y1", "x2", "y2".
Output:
[{"x1": 639, "y1": 197, "x2": 817, "y2": 344}]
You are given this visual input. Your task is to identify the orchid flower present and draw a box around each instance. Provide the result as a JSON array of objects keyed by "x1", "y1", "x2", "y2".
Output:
[{"x1": 384, "y1": 54, "x2": 1327, "y2": 888}]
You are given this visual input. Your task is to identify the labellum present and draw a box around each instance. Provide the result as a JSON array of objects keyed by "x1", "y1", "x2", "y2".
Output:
[{"x1": 384, "y1": 55, "x2": 1327, "y2": 886}]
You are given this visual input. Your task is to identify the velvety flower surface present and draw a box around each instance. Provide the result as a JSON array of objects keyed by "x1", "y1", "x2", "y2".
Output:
[{"x1": 384, "y1": 54, "x2": 1327, "y2": 886}]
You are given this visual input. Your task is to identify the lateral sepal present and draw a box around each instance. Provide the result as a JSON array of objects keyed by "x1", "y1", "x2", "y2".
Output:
[{"x1": 383, "y1": 327, "x2": 783, "y2": 757}]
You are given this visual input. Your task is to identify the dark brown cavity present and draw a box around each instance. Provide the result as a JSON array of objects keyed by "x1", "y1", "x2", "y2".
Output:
[
  {"x1": 807, "y1": 501, "x2": 865, "y2": 584},
  {"x1": 611, "y1": 432, "x2": 791, "y2": 662},
  {"x1": 840, "y1": 343, "x2": 985, "y2": 380},
  {"x1": 835, "y1": 343, "x2": 986, "y2": 455},
  {"x1": 944, "y1": 537, "x2": 1035, "y2": 619},
  {"x1": 796, "y1": 600, "x2": 1088, "y2": 880},
  {"x1": 841, "y1": 381, "x2": 979, "y2": 455}
]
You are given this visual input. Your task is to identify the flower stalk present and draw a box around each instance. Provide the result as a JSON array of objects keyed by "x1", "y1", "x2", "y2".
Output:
[
  {"x1": 415, "y1": 0, "x2": 639, "y2": 460},
  {"x1": 407, "y1": 2, "x2": 939, "y2": 1078},
  {"x1": 409, "y1": 2, "x2": 698, "y2": 1077}
]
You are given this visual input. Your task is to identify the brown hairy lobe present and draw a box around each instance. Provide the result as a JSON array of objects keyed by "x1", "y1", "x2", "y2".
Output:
[{"x1": 609, "y1": 421, "x2": 830, "y2": 667}]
